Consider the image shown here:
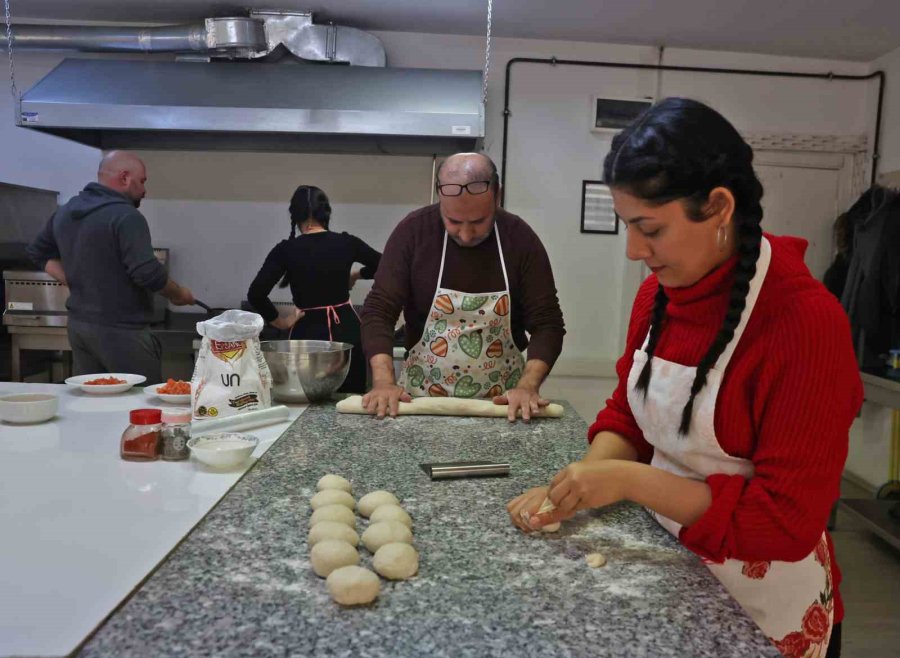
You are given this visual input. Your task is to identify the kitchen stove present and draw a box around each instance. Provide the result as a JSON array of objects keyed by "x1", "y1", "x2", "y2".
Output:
[
  {"x1": 3, "y1": 248, "x2": 169, "y2": 329},
  {"x1": 2, "y1": 249, "x2": 169, "y2": 380}
]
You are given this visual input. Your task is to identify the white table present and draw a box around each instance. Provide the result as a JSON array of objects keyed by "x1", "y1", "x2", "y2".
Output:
[
  {"x1": 840, "y1": 373, "x2": 900, "y2": 550},
  {"x1": 0, "y1": 382, "x2": 305, "y2": 658}
]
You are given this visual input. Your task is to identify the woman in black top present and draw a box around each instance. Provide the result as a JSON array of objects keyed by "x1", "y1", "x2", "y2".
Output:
[{"x1": 248, "y1": 185, "x2": 381, "y2": 393}]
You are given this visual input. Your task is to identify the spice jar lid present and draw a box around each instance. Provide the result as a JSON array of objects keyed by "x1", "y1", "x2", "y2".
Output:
[
  {"x1": 130, "y1": 408, "x2": 162, "y2": 425},
  {"x1": 161, "y1": 408, "x2": 192, "y2": 424}
]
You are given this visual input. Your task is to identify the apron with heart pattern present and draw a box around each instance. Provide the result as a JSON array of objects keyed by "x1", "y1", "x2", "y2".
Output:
[{"x1": 397, "y1": 227, "x2": 526, "y2": 398}]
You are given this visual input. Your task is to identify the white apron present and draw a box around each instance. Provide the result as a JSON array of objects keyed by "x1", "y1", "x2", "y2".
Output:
[
  {"x1": 397, "y1": 227, "x2": 526, "y2": 398},
  {"x1": 626, "y1": 238, "x2": 835, "y2": 657}
]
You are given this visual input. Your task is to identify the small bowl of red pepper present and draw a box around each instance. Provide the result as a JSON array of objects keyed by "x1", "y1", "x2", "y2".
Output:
[{"x1": 187, "y1": 432, "x2": 259, "y2": 470}]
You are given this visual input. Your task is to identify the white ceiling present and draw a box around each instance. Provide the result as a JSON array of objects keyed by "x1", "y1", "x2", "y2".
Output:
[{"x1": 13, "y1": 0, "x2": 900, "y2": 62}]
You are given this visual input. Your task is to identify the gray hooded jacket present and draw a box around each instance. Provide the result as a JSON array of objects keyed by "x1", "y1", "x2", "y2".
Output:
[{"x1": 27, "y1": 182, "x2": 167, "y2": 328}]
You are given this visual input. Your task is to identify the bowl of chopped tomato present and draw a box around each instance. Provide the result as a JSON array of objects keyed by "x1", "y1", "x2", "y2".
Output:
[
  {"x1": 144, "y1": 379, "x2": 192, "y2": 404},
  {"x1": 65, "y1": 373, "x2": 147, "y2": 394}
]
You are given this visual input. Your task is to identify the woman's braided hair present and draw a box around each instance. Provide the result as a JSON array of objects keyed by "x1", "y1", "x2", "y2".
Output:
[
  {"x1": 603, "y1": 98, "x2": 764, "y2": 435},
  {"x1": 288, "y1": 185, "x2": 332, "y2": 237},
  {"x1": 279, "y1": 185, "x2": 333, "y2": 288}
]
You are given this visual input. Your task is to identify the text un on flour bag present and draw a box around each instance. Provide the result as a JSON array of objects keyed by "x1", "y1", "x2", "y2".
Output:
[{"x1": 191, "y1": 310, "x2": 272, "y2": 420}]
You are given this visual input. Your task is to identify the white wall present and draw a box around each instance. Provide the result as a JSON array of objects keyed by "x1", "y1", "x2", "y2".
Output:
[
  {"x1": 2, "y1": 38, "x2": 873, "y2": 367},
  {"x1": 135, "y1": 150, "x2": 435, "y2": 307},
  {"x1": 136, "y1": 34, "x2": 871, "y2": 377},
  {"x1": 374, "y1": 32, "x2": 870, "y2": 373},
  {"x1": 845, "y1": 402, "x2": 895, "y2": 491},
  {"x1": 1, "y1": 33, "x2": 883, "y2": 452},
  {"x1": 871, "y1": 44, "x2": 900, "y2": 173},
  {"x1": 0, "y1": 53, "x2": 99, "y2": 206}
]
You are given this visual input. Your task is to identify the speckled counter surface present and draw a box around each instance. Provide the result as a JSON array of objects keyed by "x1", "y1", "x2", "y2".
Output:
[{"x1": 78, "y1": 402, "x2": 779, "y2": 658}]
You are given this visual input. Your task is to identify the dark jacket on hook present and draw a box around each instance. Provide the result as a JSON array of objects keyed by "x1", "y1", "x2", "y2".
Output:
[{"x1": 839, "y1": 185, "x2": 900, "y2": 368}]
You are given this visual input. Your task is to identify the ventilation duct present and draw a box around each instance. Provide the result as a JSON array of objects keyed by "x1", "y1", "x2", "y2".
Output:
[
  {"x1": 1, "y1": 11, "x2": 386, "y2": 66},
  {"x1": 6, "y1": 11, "x2": 483, "y2": 154},
  {"x1": 0, "y1": 19, "x2": 264, "y2": 57},
  {"x1": 247, "y1": 10, "x2": 386, "y2": 67}
]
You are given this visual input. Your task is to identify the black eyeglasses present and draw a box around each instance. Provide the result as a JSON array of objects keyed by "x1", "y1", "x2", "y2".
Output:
[{"x1": 436, "y1": 181, "x2": 492, "y2": 197}]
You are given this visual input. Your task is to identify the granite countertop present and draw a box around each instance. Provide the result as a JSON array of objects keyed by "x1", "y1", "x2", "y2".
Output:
[{"x1": 78, "y1": 403, "x2": 778, "y2": 658}]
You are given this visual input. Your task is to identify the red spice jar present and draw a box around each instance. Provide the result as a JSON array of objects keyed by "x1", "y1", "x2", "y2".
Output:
[{"x1": 120, "y1": 409, "x2": 162, "y2": 461}]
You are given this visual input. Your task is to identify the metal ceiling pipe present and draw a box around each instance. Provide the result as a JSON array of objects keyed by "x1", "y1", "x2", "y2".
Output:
[
  {"x1": 0, "y1": 18, "x2": 266, "y2": 54},
  {"x1": 0, "y1": 13, "x2": 384, "y2": 65}
]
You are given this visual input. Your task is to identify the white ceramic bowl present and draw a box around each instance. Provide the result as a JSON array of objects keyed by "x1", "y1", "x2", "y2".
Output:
[
  {"x1": 187, "y1": 432, "x2": 259, "y2": 469},
  {"x1": 0, "y1": 393, "x2": 59, "y2": 424},
  {"x1": 143, "y1": 383, "x2": 192, "y2": 404},
  {"x1": 65, "y1": 373, "x2": 146, "y2": 395}
]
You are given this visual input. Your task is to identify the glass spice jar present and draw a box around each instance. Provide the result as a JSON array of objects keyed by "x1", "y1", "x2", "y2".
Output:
[
  {"x1": 160, "y1": 408, "x2": 192, "y2": 461},
  {"x1": 120, "y1": 409, "x2": 162, "y2": 461}
]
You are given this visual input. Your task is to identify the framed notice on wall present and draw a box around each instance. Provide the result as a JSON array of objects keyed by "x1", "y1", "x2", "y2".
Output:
[
  {"x1": 580, "y1": 181, "x2": 617, "y2": 235},
  {"x1": 591, "y1": 96, "x2": 653, "y2": 133}
]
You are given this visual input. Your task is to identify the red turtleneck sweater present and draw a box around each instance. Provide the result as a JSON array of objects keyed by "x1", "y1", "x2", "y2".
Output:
[{"x1": 589, "y1": 234, "x2": 862, "y2": 623}]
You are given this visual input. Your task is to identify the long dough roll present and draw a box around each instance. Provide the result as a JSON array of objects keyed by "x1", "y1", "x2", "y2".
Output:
[{"x1": 335, "y1": 395, "x2": 564, "y2": 418}]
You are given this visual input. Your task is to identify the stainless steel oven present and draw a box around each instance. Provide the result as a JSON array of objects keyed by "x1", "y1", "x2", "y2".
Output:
[
  {"x1": 3, "y1": 248, "x2": 170, "y2": 328},
  {"x1": 3, "y1": 248, "x2": 171, "y2": 380}
]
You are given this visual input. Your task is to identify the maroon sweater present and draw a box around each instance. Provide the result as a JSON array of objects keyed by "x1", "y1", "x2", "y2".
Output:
[{"x1": 361, "y1": 204, "x2": 565, "y2": 366}]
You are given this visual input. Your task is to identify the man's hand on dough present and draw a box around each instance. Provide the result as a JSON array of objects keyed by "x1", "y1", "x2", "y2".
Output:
[
  {"x1": 493, "y1": 386, "x2": 549, "y2": 422},
  {"x1": 361, "y1": 384, "x2": 411, "y2": 419}
]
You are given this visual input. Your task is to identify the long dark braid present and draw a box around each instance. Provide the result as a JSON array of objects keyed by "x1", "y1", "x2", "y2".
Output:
[
  {"x1": 678, "y1": 218, "x2": 762, "y2": 433},
  {"x1": 636, "y1": 284, "x2": 669, "y2": 395},
  {"x1": 604, "y1": 98, "x2": 765, "y2": 435}
]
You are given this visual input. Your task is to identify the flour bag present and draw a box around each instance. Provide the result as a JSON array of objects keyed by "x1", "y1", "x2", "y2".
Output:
[{"x1": 192, "y1": 310, "x2": 272, "y2": 420}]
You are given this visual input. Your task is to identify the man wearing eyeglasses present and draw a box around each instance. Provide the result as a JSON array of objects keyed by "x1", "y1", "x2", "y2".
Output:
[{"x1": 360, "y1": 152, "x2": 565, "y2": 421}]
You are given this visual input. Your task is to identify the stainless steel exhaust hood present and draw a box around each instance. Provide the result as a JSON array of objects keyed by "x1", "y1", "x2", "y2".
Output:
[{"x1": 17, "y1": 58, "x2": 484, "y2": 155}]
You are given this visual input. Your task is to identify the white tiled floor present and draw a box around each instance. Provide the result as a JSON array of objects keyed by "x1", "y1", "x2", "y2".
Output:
[
  {"x1": 542, "y1": 375, "x2": 615, "y2": 424},
  {"x1": 833, "y1": 481, "x2": 900, "y2": 658}
]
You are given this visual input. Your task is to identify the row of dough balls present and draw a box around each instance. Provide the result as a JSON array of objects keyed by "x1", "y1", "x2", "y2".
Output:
[{"x1": 309, "y1": 474, "x2": 419, "y2": 606}]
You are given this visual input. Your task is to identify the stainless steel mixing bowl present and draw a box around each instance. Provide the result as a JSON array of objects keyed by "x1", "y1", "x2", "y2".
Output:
[{"x1": 261, "y1": 340, "x2": 353, "y2": 403}]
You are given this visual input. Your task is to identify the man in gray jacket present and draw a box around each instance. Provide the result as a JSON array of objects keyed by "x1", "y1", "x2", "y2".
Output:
[{"x1": 27, "y1": 151, "x2": 195, "y2": 382}]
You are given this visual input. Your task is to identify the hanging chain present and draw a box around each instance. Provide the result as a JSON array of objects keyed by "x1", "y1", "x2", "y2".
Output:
[
  {"x1": 4, "y1": 0, "x2": 18, "y2": 108},
  {"x1": 481, "y1": 0, "x2": 493, "y2": 105}
]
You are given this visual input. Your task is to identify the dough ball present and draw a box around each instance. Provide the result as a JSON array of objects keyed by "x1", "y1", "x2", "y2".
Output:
[
  {"x1": 310, "y1": 539, "x2": 359, "y2": 577},
  {"x1": 369, "y1": 504, "x2": 413, "y2": 528},
  {"x1": 310, "y1": 504, "x2": 357, "y2": 528},
  {"x1": 326, "y1": 566, "x2": 380, "y2": 606},
  {"x1": 308, "y1": 521, "x2": 359, "y2": 548},
  {"x1": 317, "y1": 474, "x2": 352, "y2": 493},
  {"x1": 361, "y1": 521, "x2": 413, "y2": 552},
  {"x1": 311, "y1": 489, "x2": 355, "y2": 511},
  {"x1": 358, "y1": 490, "x2": 400, "y2": 517},
  {"x1": 538, "y1": 496, "x2": 561, "y2": 533},
  {"x1": 373, "y1": 542, "x2": 419, "y2": 580},
  {"x1": 585, "y1": 552, "x2": 607, "y2": 568}
]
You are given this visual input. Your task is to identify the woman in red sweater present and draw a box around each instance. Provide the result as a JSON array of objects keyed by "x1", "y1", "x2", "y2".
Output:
[{"x1": 508, "y1": 98, "x2": 862, "y2": 658}]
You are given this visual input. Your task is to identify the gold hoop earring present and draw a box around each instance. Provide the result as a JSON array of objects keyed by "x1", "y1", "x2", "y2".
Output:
[{"x1": 717, "y1": 225, "x2": 728, "y2": 252}]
